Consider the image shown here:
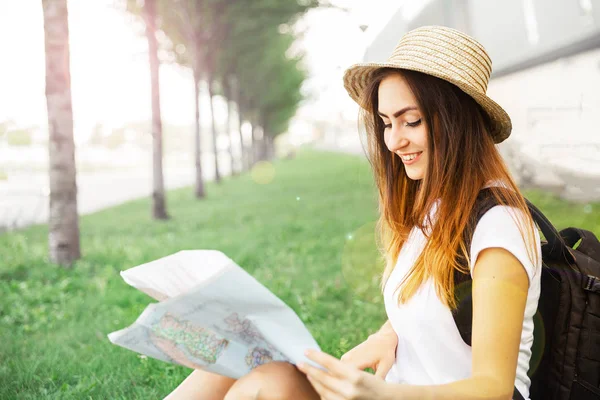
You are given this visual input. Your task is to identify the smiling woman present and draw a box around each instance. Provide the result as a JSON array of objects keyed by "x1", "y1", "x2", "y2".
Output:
[{"x1": 333, "y1": 25, "x2": 540, "y2": 400}]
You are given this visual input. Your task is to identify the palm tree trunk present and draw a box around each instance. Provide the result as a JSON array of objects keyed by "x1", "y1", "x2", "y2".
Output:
[
  {"x1": 144, "y1": 0, "x2": 168, "y2": 219},
  {"x1": 235, "y1": 85, "x2": 246, "y2": 172},
  {"x1": 250, "y1": 118, "x2": 257, "y2": 167},
  {"x1": 258, "y1": 116, "x2": 267, "y2": 161},
  {"x1": 207, "y1": 77, "x2": 221, "y2": 183},
  {"x1": 193, "y1": 68, "x2": 205, "y2": 198},
  {"x1": 42, "y1": 0, "x2": 81, "y2": 266},
  {"x1": 237, "y1": 105, "x2": 246, "y2": 172},
  {"x1": 266, "y1": 135, "x2": 274, "y2": 160},
  {"x1": 225, "y1": 93, "x2": 236, "y2": 177},
  {"x1": 260, "y1": 134, "x2": 268, "y2": 161}
]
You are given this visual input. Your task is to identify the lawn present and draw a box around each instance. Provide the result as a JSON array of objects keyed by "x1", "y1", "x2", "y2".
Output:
[{"x1": 1, "y1": 149, "x2": 598, "y2": 399}]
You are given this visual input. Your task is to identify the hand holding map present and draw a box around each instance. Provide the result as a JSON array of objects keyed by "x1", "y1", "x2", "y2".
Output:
[{"x1": 107, "y1": 250, "x2": 322, "y2": 379}]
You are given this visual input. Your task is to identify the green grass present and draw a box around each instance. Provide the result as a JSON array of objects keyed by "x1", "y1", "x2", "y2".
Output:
[{"x1": 0, "y1": 149, "x2": 598, "y2": 399}]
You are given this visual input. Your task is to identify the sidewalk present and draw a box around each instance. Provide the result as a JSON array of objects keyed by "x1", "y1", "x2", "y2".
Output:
[{"x1": 0, "y1": 152, "x2": 239, "y2": 232}]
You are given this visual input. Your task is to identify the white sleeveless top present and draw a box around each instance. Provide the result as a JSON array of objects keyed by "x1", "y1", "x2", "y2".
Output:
[{"x1": 383, "y1": 187, "x2": 542, "y2": 400}]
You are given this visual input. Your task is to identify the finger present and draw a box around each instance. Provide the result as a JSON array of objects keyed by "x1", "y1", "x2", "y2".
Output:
[
  {"x1": 305, "y1": 350, "x2": 357, "y2": 378},
  {"x1": 374, "y1": 358, "x2": 394, "y2": 380},
  {"x1": 340, "y1": 353, "x2": 373, "y2": 371},
  {"x1": 298, "y1": 362, "x2": 352, "y2": 398},
  {"x1": 306, "y1": 375, "x2": 346, "y2": 400}
]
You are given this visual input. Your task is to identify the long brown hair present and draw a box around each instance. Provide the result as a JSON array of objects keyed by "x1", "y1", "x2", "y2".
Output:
[{"x1": 359, "y1": 68, "x2": 538, "y2": 310}]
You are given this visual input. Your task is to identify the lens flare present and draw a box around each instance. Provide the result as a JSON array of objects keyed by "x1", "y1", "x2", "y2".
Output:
[{"x1": 251, "y1": 161, "x2": 275, "y2": 185}]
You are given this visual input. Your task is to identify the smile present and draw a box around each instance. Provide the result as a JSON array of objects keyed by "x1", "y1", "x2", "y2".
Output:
[{"x1": 398, "y1": 151, "x2": 423, "y2": 165}]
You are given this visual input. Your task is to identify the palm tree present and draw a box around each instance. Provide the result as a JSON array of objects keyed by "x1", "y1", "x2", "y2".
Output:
[
  {"x1": 158, "y1": 0, "x2": 207, "y2": 197},
  {"x1": 206, "y1": 77, "x2": 221, "y2": 183},
  {"x1": 41, "y1": 0, "x2": 81, "y2": 266},
  {"x1": 222, "y1": 78, "x2": 237, "y2": 176},
  {"x1": 143, "y1": 0, "x2": 169, "y2": 219}
]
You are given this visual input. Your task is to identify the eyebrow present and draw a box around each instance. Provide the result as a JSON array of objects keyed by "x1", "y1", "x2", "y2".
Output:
[{"x1": 377, "y1": 106, "x2": 418, "y2": 119}]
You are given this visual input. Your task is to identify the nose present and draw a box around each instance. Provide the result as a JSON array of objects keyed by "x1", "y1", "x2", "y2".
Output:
[{"x1": 386, "y1": 127, "x2": 410, "y2": 153}]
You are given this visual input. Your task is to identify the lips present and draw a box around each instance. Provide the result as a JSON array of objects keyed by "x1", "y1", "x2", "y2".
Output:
[{"x1": 398, "y1": 151, "x2": 423, "y2": 165}]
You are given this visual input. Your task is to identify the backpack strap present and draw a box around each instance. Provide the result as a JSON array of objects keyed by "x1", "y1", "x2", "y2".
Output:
[
  {"x1": 513, "y1": 386, "x2": 525, "y2": 400},
  {"x1": 559, "y1": 227, "x2": 600, "y2": 294},
  {"x1": 522, "y1": 199, "x2": 575, "y2": 265},
  {"x1": 559, "y1": 227, "x2": 600, "y2": 262}
]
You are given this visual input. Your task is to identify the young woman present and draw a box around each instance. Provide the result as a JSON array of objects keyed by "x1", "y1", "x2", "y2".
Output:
[{"x1": 165, "y1": 25, "x2": 541, "y2": 400}]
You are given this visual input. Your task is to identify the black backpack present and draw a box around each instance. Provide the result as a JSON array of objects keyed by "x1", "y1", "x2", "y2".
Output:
[{"x1": 452, "y1": 188, "x2": 600, "y2": 400}]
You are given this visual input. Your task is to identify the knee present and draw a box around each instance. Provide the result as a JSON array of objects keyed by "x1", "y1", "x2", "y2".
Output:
[{"x1": 224, "y1": 361, "x2": 316, "y2": 400}]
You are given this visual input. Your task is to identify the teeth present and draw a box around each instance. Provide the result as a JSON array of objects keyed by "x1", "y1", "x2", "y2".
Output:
[{"x1": 400, "y1": 152, "x2": 420, "y2": 161}]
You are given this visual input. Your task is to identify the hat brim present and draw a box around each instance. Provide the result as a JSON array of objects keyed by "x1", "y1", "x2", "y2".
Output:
[{"x1": 343, "y1": 62, "x2": 512, "y2": 144}]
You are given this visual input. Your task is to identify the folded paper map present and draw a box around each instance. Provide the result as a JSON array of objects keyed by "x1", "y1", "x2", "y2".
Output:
[{"x1": 107, "y1": 250, "x2": 322, "y2": 379}]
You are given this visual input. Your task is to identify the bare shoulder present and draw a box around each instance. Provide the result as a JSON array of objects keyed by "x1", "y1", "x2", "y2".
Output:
[{"x1": 472, "y1": 246, "x2": 530, "y2": 291}]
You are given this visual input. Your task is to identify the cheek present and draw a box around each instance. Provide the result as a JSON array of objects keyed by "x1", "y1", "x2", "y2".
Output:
[
  {"x1": 382, "y1": 130, "x2": 391, "y2": 148},
  {"x1": 416, "y1": 127, "x2": 429, "y2": 150},
  {"x1": 421, "y1": 122, "x2": 431, "y2": 147}
]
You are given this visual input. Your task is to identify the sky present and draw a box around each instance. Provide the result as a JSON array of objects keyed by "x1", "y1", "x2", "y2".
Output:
[{"x1": 0, "y1": 0, "x2": 403, "y2": 144}]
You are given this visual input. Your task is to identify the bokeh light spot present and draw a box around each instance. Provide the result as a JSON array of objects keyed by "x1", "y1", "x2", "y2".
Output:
[{"x1": 251, "y1": 161, "x2": 275, "y2": 185}]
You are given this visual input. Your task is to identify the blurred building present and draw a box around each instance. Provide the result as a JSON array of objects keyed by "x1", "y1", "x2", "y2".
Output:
[
  {"x1": 364, "y1": 0, "x2": 600, "y2": 75},
  {"x1": 359, "y1": 0, "x2": 600, "y2": 202}
]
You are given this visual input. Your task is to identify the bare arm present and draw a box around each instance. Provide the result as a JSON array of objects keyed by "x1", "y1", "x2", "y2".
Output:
[
  {"x1": 381, "y1": 247, "x2": 529, "y2": 400},
  {"x1": 373, "y1": 319, "x2": 394, "y2": 337}
]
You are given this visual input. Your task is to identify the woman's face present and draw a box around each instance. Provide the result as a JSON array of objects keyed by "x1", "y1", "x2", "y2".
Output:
[{"x1": 377, "y1": 73, "x2": 429, "y2": 180}]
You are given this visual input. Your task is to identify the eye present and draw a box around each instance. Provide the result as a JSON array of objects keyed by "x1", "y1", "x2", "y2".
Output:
[
  {"x1": 383, "y1": 123, "x2": 392, "y2": 129},
  {"x1": 405, "y1": 119, "x2": 422, "y2": 127}
]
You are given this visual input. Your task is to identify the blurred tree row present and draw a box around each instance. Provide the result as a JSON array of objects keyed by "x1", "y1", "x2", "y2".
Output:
[
  {"x1": 126, "y1": 0, "x2": 324, "y2": 210},
  {"x1": 41, "y1": 0, "x2": 327, "y2": 266}
]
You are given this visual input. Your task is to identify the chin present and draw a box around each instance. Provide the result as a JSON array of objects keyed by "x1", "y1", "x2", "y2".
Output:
[{"x1": 405, "y1": 170, "x2": 424, "y2": 180}]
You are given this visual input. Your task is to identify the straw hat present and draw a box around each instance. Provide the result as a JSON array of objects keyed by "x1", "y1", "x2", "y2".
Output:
[{"x1": 343, "y1": 25, "x2": 511, "y2": 143}]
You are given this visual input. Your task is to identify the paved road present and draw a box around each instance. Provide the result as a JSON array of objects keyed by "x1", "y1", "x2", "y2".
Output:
[{"x1": 0, "y1": 153, "x2": 238, "y2": 231}]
